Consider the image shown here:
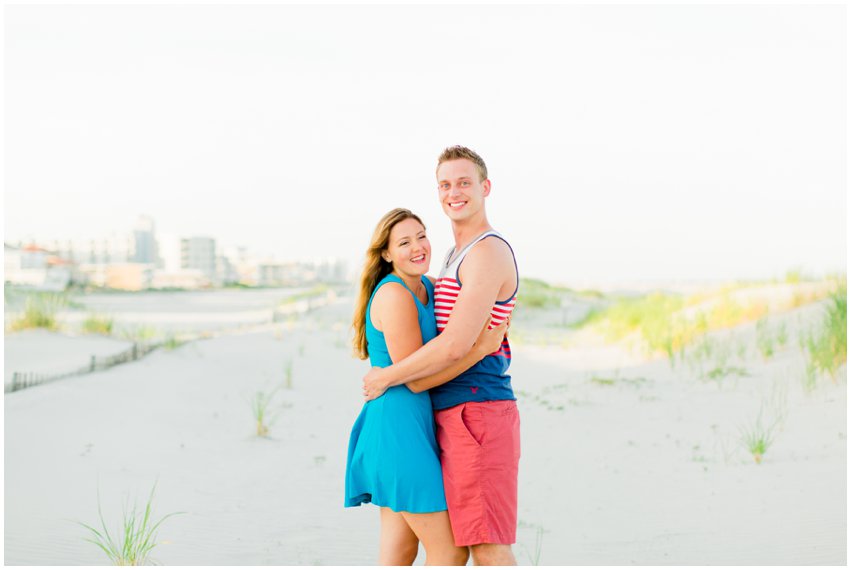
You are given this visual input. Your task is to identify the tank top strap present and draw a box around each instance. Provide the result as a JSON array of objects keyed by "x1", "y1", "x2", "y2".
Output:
[
  {"x1": 422, "y1": 275, "x2": 434, "y2": 304},
  {"x1": 445, "y1": 230, "x2": 503, "y2": 269}
]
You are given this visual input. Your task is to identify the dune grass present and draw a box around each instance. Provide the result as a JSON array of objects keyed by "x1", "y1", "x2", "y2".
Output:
[
  {"x1": 120, "y1": 325, "x2": 159, "y2": 344},
  {"x1": 581, "y1": 280, "x2": 830, "y2": 365},
  {"x1": 581, "y1": 292, "x2": 694, "y2": 362},
  {"x1": 82, "y1": 314, "x2": 114, "y2": 335},
  {"x1": 800, "y1": 282, "x2": 847, "y2": 387},
  {"x1": 518, "y1": 521, "x2": 545, "y2": 565},
  {"x1": 250, "y1": 388, "x2": 281, "y2": 437},
  {"x1": 9, "y1": 292, "x2": 68, "y2": 331},
  {"x1": 753, "y1": 318, "x2": 789, "y2": 360},
  {"x1": 517, "y1": 278, "x2": 565, "y2": 309},
  {"x1": 284, "y1": 359, "x2": 294, "y2": 389},
  {"x1": 78, "y1": 483, "x2": 182, "y2": 566},
  {"x1": 162, "y1": 333, "x2": 185, "y2": 351},
  {"x1": 739, "y1": 416, "x2": 777, "y2": 465}
]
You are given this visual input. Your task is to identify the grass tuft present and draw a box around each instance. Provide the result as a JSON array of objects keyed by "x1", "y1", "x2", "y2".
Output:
[
  {"x1": 284, "y1": 359, "x2": 294, "y2": 389},
  {"x1": 162, "y1": 333, "x2": 185, "y2": 351},
  {"x1": 9, "y1": 292, "x2": 68, "y2": 331},
  {"x1": 589, "y1": 377, "x2": 615, "y2": 386},
  {"x1": 78, "y1": 483, "x2": 182, "y2": 566},
  {"x1": 755, "y1": 318, "x2": 789, "y2": 360},
  {"x1": 755, "y1": 318, "x2": 773, "y2": 359},
  {"x1": 705, "y1": 366, "x2": 749, "y2": 381},
  {"x1": 518, "y1": 522, "x2": 545, "y2": 565},
  {"x1": 250, "y1": 388, "x2": 281, "y2": 437},
  {"x1": 739, "y1": 411, "x2": 779, "y2": 464},
  {"x1": 82, "y1": 314, "x2": 114, "y2": 335},
  {"x1": 121, "y1": 326, "x2": 159, "y2": 344}
]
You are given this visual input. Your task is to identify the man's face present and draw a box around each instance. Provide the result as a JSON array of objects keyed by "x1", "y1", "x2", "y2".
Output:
[{"x1": 436, "y1": 159, "x2": 491, "y2": 223}]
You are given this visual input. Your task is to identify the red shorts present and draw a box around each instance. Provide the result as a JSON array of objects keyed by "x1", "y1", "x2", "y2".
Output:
[{"x1": 434, "y1": 400, "x2": 521, "y2": 547}]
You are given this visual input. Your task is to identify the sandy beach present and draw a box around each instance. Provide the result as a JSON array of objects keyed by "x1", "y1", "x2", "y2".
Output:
[{"x1": 3, "y1": 287, "x2": 846, "y2": 565}]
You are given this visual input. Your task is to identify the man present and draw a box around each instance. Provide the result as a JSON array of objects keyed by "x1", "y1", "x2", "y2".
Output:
[{"x1": 363, "y1": 145, "x2": 520, "y2": 566}]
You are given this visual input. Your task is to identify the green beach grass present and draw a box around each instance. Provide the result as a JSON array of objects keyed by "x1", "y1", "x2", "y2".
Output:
[
  {"x1": 82, "y1": 314, "x2": 114, "y2": 335},
  {"x1": 79, "y1": 483, "x2": 182, "y2": 566},
  {"x1": 516, "y1": 278, "x2": 565, "y2": 309},
  {"x1": 739, "y1": 414, "x2": 778, "y2": 465},
  {"x1": 9, "y1": 292, "x2": 68, "y2": 331},
  {"x1": 800, "y1": 281, "x2": 847, "y2": 388},
  {"x1": 250, "y1": 388, "x2": 281, "y2": 437},
  {"x1": 578, "y1": 277, "x2": 840, "y2": 364}
]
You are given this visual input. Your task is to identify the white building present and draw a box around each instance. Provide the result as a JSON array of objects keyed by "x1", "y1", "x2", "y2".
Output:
[
  {"x1": 132, "y1": 215, "x2": 159, "y2": 265},
  {"x1": 4, "y1": 243, "x2": 72, "y2": 290},
  {"x1": 181, "y1": 237, "x2": 217, "y2": 284}
]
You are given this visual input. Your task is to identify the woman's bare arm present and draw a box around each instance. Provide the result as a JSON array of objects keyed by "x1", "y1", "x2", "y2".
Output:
[
  {"x1": 405, "y1": 318, "x2": 508, "y2": 394},
  {"x1": 370, "y1": 283, "x2": 425, "y2": 363}
]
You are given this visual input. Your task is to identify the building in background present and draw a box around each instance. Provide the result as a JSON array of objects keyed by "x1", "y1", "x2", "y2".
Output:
[
  {"x1": 181, "y1": 237, "x2": 217, "y2": 285},
  {"x1": 80, "y1": 232, "x2": 132, "y2": 265},
  {"x1": 132, "y1": 215, "x2": 159, "y2": 265},
  {"x1": 150, "y1": 268, "x2": 208, "y2": 289},
  {"x1": 220, "y1": 245, "x2": 252, "y2": 285},
  {"x1": 316, "y1": 257, "x2": 348, "y2": 284},
  {"x1": 257, "y1": 261, "x2": 313, "y2": 287},
  {"x1": 4, "y1": 242, "x2": 75, "y2": 290},
  {"x1": 105, "y1": 263, "x2": 154, "y2": 291},
  {"x1": 6, "y1": 222, "x2": 352, "y2": 291}
]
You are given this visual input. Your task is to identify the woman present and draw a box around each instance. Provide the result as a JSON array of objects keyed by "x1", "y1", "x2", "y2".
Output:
[{"x1": 345, "y1": 208, "x2": 507, "y2": 566}]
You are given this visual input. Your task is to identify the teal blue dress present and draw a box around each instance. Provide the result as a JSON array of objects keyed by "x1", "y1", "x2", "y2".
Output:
[{"x1": 344, "y1": 274, "x2": 447, "y2": 513}]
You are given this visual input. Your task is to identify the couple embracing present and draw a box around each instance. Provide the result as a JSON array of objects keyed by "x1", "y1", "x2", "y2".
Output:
[{"x1": 345, "y1": 146, "x2": 521, "y2": 566}]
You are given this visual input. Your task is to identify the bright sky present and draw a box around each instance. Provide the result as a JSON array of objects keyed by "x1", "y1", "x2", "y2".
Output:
[{"x1": 4, "y1": 3, "x2": 846, "y2": 286}]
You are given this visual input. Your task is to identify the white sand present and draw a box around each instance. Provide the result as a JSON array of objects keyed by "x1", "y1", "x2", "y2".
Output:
[
  {"x1": 56, "y1": 288, "x2": 308, "y2": 334},
  {"x1": 3, "y1": 296, "x2": 846, "y2": 565}
]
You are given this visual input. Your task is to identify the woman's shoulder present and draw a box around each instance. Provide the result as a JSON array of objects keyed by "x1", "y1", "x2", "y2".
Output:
[
  {"x1": 370, "y1": 279, "x2": 418, "y2": 332},
  {"x1": 370, "y1": 277, "x2": 416, "y2": 312},
  {"x1": 372, "y1": 280, "x2": 415, "y2": 307}
]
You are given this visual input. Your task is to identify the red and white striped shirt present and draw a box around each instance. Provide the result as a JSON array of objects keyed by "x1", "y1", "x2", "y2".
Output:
[{"x1": 434, "y1": 231, "x2": 517, "y2": 359}]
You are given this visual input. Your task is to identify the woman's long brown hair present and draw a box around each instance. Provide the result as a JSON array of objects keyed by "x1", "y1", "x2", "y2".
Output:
[{"x1": 352, "y1": 208, "x2": 425, "y2": 360}]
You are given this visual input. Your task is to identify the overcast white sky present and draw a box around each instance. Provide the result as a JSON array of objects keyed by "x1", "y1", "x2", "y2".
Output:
[{"x1": 4, "y1": 3, "x2": 846, "y2": 286}]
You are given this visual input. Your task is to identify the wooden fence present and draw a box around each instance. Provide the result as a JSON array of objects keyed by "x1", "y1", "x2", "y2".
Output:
[{"x1": 5, "y1": 342, "x2": 159, "y2": 394}]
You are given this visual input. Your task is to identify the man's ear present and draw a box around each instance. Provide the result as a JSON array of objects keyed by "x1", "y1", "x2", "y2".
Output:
[{"x1": 482, "y1": 179, "x2": 491, "y2": 197}]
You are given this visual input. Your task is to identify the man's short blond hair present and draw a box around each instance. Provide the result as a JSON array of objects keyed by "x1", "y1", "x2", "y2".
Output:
[{"x1": 436, "y1": 146, "x2": 488, "y2": 182}]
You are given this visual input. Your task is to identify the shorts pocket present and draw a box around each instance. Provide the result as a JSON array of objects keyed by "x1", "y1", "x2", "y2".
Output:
[{"x1": 459, "y1": 404, "x2": 485, "y2": 447}]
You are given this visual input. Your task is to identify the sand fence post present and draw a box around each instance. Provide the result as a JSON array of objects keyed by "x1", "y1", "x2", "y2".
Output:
[
  {"x1": 90, "y1": 355, "x2": 96, "y2": 372},
  {"x1": 11, "y1": 372, "x2": 19, "y2": 392}
]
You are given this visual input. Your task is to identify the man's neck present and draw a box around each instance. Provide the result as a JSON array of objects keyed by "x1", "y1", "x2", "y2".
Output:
[{"x1": 451, "y1": 216, "x2": 493, "y2": 251}]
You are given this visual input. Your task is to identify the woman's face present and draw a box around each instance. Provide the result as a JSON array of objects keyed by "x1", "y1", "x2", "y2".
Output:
[{"x1": 384, "y1": 218, "x2": 431, "y2": 277}]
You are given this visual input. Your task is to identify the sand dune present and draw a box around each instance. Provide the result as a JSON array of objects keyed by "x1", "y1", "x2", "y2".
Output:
[{"x1": 4, "y1": 295, "x2": 846, "y2": 565}]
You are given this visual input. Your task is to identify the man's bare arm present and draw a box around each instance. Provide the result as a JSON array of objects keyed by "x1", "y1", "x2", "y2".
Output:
[
  {"x1": 405, "y1": 318, "x2": 508, "y2": 394},
  {"x1": 362, "y1": 317, "x2": 509, "y2": 400},
  {"x1": 362, "y1": 238, "x2": 515, "y2": 398}
]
